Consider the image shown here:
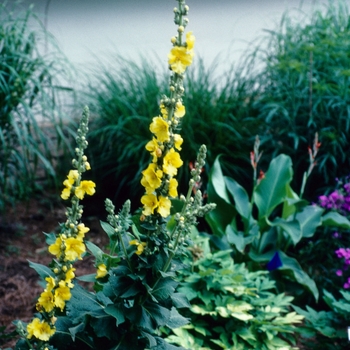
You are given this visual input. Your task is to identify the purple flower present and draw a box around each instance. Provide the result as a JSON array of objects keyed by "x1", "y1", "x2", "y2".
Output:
[{"x1": 336, "y1": 269, "x2": 343, "y2": 276}]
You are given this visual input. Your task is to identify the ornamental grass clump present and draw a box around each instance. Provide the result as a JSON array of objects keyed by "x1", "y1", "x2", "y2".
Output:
[{"x1": 15, "y1": 1, "x2": 215, "y2": 349}]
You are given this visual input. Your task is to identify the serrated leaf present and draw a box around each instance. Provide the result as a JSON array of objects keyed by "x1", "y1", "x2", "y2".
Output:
[{"x1": 171, "y1": 293, "x2": 191, "y2": 309}]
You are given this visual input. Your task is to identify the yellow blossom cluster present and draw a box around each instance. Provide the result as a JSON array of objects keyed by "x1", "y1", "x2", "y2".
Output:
[
  {"x1": 168, "y1": 31, "x2": 195, "y2": 74},
  {"x1": 140, "y1": 102, "x2": 185, "y2": 218},
  {"x1": 61, "y1": 169, "x2": 96, "y2": 200}
]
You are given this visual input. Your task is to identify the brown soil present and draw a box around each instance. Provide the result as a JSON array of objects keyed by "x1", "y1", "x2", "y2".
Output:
[{"x1": 0, "y1": 192, "x2": 108, "y2": 349}]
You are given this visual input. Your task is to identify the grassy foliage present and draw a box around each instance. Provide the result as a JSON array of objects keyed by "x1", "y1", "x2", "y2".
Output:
[
  {"x1": 83, "y1": 55, "x2": 259, "y2": 209},
  {"x1": 253, "y1": 0, "x2": 350, "y2": 196},
  {"x1": 0, "y1": 1, "x2": 75, "y2": 212}
]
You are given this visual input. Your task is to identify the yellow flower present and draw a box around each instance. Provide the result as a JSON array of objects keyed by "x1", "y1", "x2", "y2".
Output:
[
  {"x1": 173, "y1": 134, "x2": 183, "y2": 150},
  {"x1": 65, "y1": 267, "x2": 76, "y2": 288},
  {"x1": 45, "y1": 276, "x2": 56, "y2": 292},
  {"x1": 168, "y1": 178, "x2": 178, "y2": 198},
  {"x1": 96, "y1": 263, "x2": 108, "y2": 279},
  {"x1": 27, "y1": 318, "x2": 55, "y2": 341},
  {"x1": 54, "y1": 281, "x2": 71, "y2": 311},
  {"x1": 146, "y1": 137, "x2": 162, "y2": 162},
  {"x1": 160, "y1": 103, "x2": 168, "y2": 118},
  {"x1": 48, "y1": 237, "x2": 63, "y2": 259},
  {"x1": 129, "y1": 239, "x2": 147, "y2": 255},
  {"x1": 163, "y1": 148, "x2": 183, "y2": 176},
  {"x1": 174, "y1": 102, "x2": 185, "y2": 118},
  {"x1": 168, "y1": 46, "x2": 193, "y2": 74},
  {"x1": 61, "y1": 170, "x2": 79, "y2": 200},
  {"x1": 186, "y1": 31, "x2": 195, "y2": 51},
  {"x1": 37, "y1": 290, "x2": 55, "y2": 312},
  {"x1": 157, "y1": 196, "x2": 171, "y2": 217},
  {"x1": 141, "y1": 193, "x2": 159, "y2": 216},
  {"x1": 141, "y1": 163, "x2": 163, "y2": 192},
  {"x1": 64, "y1": 237, "x2": 86, "y2": 261},
  {"x1": 75, "y1": 180, "x2": 96, "y2": 200},
  {"x1": 77, "y1": 223, "x2": 90, "y2": 240},
  {"x1": 150, "y1": 116, "x2": 170, "y2": 142}
]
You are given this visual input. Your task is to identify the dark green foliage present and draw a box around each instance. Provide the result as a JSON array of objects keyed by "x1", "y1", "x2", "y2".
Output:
[
  {"x1": 253, "y1": 1, "x2": 350, "y2": 197},
  {"x1": 0, "y1": 1, "x2": 74, "y2": 212},
  {"x1": 83, "y1": 56, "x2": 259, "y2": 209}
]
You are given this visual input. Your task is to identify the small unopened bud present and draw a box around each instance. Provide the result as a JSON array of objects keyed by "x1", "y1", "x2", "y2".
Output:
[
  {"x1": 178, "y1": 26, "x2": 185, "y2": 33},
  {"x1": 171, "y1": 36, "x2": 177, "y2": 44}
]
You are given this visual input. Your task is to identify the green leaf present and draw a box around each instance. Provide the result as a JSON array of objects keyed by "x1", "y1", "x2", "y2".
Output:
[
  {"x1": 295, "y1": 205, "x2": 323, "y2": 238},
  {"x1": 210, "y1": 156, "x2": 231, "y2": 204},
  {"x1": 321, "y1": 211, "x2": 350, "y2": 229},
  {"x1": 100, "y1": 220, "x2": 116, "y2": 239},
  {"x1": 270, "y1": 217, "x2": 301, "y2": 245},
  {"x1": 76, "y1": 273, "x2": 97, "y2": 282},
  {"x1": 152, "y1": 277, "x2": 178, "y2": 301},
  {"x1": 28, "y1": 260, "x2": 54, "y2": 279},
  {"x1": 85, "y1": 241, "x2": 104, "y2": 260},
  {"x1": 277, "y1": 251, "x2": 319, "y2": 301},
  {"x1": 171, "y1": 293, "x2": 191, "y2": 309},
  {"x1": 224, "y1": 176, "x2": 251, "y2": 220},
  {"x1": 104, "y1": 304, "x2": 125, "y2": 326},
  {"x1": 166, "y1": 307, "x2": 190, "y2": 329},
  {"x1": 253, "y1": 154, "x2": 293, "y2": 220}
]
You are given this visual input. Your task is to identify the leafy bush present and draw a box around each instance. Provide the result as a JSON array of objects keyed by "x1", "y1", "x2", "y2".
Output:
[
  {"x1": 252, "y1": 0, "x2": 350, "y2": 197},
  {"x1": 166, "y1": 233, "x2": 304, "y2": 350},
  {"x1": 0, "y1": 1, "x2": 74, "y2": 211}
]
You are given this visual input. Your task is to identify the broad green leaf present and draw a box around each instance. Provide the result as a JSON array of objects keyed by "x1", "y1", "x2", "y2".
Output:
[
  {"x1": 77, "y1": 273, "x2": 97, "y2": 282},
  {"x1": 277, "y1": 251, "x2": 319, "y2": 301},
  {"x1": 270, "y1": 217, "x2": 301, "y2": 245},
  {"x1": 206, "y1": 157, "x2": 235, "y2": 236},
  {"x1": 28, "y1": 260, "x2": 54, "y2": 279},
  {"x1": 281, "y1": 184, "x2": 306, "y2": 219},
  {"x1": 171, "y1": 293, "x2": 191, "y2": 309},
  {"x1": 144, "y1": 302, "x2": 171, "y2": 327},
  {"x1": 104, "y1": 304, "x2": 125, "y2": 326},
  {"x1": 210, "y1": 156, "x2": 231, "y2": 204},
  {"x1": 166, "y1": 307, "x2": 190, "y2": 329},
  {"x1": 152, "y1": 277, "x2": 178, "y2": 301},
  {"x1": 224, "y1": 176, "x2": 251, "y2": 220},
  {"x1": 295, "y1": 205, "x2": 323, "y2": 238},
  {"x1": 321, "y1": 211, "x2": 350, "y2": 229},
  {"x1": 253, "y1": 154, "x2": 293, "y2": 220}
]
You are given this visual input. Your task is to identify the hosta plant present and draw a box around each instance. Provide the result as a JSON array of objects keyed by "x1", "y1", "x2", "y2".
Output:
[{"x1": 166, "y1": 232, "x2": 304, "y2": 350}]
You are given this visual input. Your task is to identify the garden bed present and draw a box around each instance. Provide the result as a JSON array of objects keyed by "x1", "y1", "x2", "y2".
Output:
[{"x1": 0, "y1": 193, "x2": 107, "y2": 348}]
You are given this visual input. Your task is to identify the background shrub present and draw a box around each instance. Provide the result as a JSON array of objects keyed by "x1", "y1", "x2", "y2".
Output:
[{"x1": 0, "y1": 1, "x2": 75, "y2": 212}]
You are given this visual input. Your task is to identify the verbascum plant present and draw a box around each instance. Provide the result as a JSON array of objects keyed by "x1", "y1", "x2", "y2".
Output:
[
  {"x1": 15, "y1": 1, "x2": 215, "y2": 349},
  {"x1": 15, "y1": 107, "x2": 96, "y2": 349}
]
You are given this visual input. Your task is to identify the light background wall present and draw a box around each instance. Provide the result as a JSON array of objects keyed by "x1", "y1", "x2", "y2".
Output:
[{"x1": 19, "y1": 0, "x2": 330, "y2": 75}]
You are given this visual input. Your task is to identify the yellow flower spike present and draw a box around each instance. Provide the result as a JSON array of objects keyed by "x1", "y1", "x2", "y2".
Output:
[
  {"x1": 75, "y1": 180, "x2": 96, "y2": 200},
  {"x1": 163, "y1": 148, "x2": 183, "y2": 176},
  {"x1": 157, "y1": 196, "x2": 172, "y2": 217},
  {"x1": 168, "y1": 178, "x2": 179, "y2": 198},
  {"x1": 37, "y1": 290, "x2": 55, "y2": 312},
  {"x1": 174, "y1": 102, "x2": 185, "y2": 118},
  {"x1": 96, "y1": 263, "x2": 108, "y2": 279},
  {"x1": 173, "y1": 134, "x2": 183, "y2": 150},
  {"x1": 146, "y1": 137, "x2": 162, "y2": 162},
  {"x1": 48, "y1": 237, "x2": 63, "y2": 259},
  {"x1": 150, "y1": 116, "x2": 170, "y2": 142},
  {"x1": 27, "y1": 318, "x2": 55, "y2": 341},
  {"x1": 141, "y1": 163, "x2": 163, "y2": 191},
  {"x1": 141, "y1": 193, "x2": 159, "y2": 216},
  {"x1": 168, "y1": 46, "x2": 193, "y2": 74},
  {"x1": 54, "y1": 281, "x2": 72, "y2": 311},
  {"x1": 64, "y1": 237, "x2": 86, "y2": 261}
]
